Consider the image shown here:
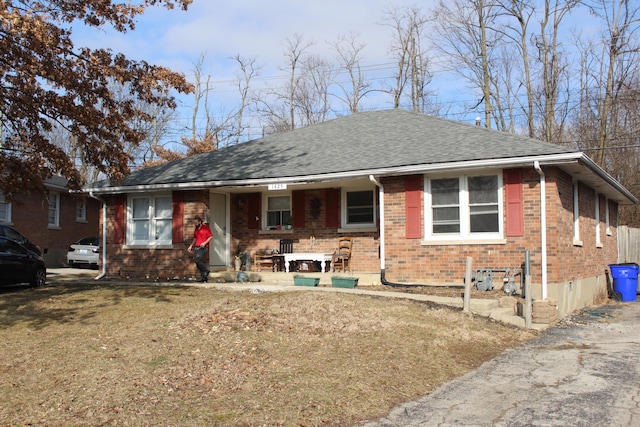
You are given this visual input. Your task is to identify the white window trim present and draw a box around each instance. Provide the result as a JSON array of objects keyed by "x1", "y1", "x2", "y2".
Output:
[
  {"x1": 48, "y1": 192, "x2": 60, "y2": 228},
  {"x1": 341, "y1": 186, "x2": 378, "y2": 230},
  {"x1": 0, "y1": 193, "x2": 11, "y2": 223},
  {"x1": 595, "y1": 192, "x2": 602, "y2": 248},
  {"x1": 126, "y1": 193, "x2": 173, "y2": 246},
  {"x1": 573, "y1": 181, "x2": 583, "y2": 246},
  {"x1": 605, "y1": 197, "x2": 612, "y2": 236},
  {"x1": 261, "y1": 191, "x2": 292, "y2": 230},
  {"x1": 423, "y1": 171, "x2": 504, "y2": 243}
]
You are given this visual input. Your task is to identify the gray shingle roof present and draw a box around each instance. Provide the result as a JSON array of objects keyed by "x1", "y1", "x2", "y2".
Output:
[{"x1": 89, "y1": 109, "x2": 577, "y2": 189}]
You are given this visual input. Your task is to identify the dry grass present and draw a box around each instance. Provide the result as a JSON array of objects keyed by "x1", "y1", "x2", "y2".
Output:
[{"x1": 0, "y1": 282, "x2": 537, "y2": 426}]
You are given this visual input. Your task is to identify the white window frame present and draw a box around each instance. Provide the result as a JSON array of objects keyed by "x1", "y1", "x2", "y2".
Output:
[
  {"x1": 262, "y1": 192, "x2": 292, "y2": 230},
  {"x1": 595, "y1": 192, "x2": 602, "y2": 248},
  {"x1": 48, "y1": 192, "x2": 60, "y2": 228},
  {"x1": 424, "y1": 171, "x2": 503, "y2": 243},
  {"x1": 605, "y1": 197, "x2": 612, "y2": 236},
  {"x1": 0, "y1": 193, "x2": 11, "y2": 223},
  {"x1": 126, "y1": 194, "x2": 173, "y2": 246},
  {"x1": 76, "y1": 199, "x2": 87, "y2": 222},
  {"x1": 573, "y1": 181, "x2": 582, "y2": 246},
  {"x1": 341, "y1": 186, "x2": 377, "y2": 229}
]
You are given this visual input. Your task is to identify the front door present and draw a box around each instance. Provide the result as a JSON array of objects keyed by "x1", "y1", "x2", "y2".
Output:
[{"x1": 209, "y1": 192, "x2": 229, "y2": 269}]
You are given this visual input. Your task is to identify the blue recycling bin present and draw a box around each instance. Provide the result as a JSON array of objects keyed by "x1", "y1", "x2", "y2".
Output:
[{"x1": 609, "y1": 263, "x2": 639, "y2": 302}]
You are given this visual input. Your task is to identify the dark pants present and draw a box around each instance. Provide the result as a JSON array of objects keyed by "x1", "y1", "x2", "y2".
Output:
[{"x1": 194, "y1": 247, "x2": 209, "y2": 279}]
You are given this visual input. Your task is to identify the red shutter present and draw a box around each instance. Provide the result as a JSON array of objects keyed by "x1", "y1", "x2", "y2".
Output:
[
  {"x1": 504, "y1": 169, "x2": 524, "y2": 237},
  {"x1": 247, "y1": 193, "x2": 261, "y2": 229},
  {"x1": 325, "y1": 188, "x2": 340, "y2": 228},
  {"x1": 292, "y1": 190, "x2": 305, "y2": 228},
  {"x1": 405, "y1": 175, "x2": 422, "y2": 239},
  {"x1": 172, "y1": 191, "x2": 184, "y2": 243},
  {"x1": 112, "y1": 194, "x2": 125, "y2": 244}
]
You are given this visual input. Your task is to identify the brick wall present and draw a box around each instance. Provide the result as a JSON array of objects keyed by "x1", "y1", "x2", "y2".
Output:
[
  {"x1": 381, "y1": 166, "x2": 619, "y2": 287},
  {"x1": 232, "y1": 189, "x2": 380, "y2": 273},
  {"x1": 100, "y1": 166, "x2": 620, "y2": 287},
  {"x1": 3, "y1": 192, "x2": 100, "y2": 267}
]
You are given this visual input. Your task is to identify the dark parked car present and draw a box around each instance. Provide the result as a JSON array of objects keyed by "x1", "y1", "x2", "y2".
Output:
[
  {"x1": 0, "y1": 236, "x2": 46, "y2": 287},
  {"x1": 66, "y1": 237, "x2": 100, "y2": 269},
  {"x1": 0, "y1": 224, "x2": 42, "y2": 256}
]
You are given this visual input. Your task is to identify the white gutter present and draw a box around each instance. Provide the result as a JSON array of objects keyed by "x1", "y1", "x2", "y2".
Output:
[
  {"x1": 84, "y1": 153, "x2": 586, "y2": 195},
  {"x1": 534, "y1": 161, "x2": 548, "y2": 300},
  {"x1": 89, "y1": 191, "x2": 107, "y2": 280},
  {"x1": 369, "y1": 175, "x2": 385, "y2": 271}
]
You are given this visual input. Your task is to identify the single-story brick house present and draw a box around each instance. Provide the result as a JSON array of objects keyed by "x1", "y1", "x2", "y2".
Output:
[
  {"x1": 1, "y1": 176, "x2": 101, "y2": 267},
  {"x1": 85, "y1": 109, "x2": 636, "y2": 316}
]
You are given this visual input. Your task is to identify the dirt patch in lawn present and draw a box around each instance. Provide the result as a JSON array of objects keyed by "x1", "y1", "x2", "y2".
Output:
[{"x1": 0, "y1": 282, "x2": 536, "y2": 426}]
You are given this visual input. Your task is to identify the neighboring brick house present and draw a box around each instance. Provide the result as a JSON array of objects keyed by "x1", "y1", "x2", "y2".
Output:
[
  {"x1": 85, "y1": 109, "x2": 636, "y2": 316},
  {"x1": 0, "y1": 176, "x2": 100, "y2": 267}
]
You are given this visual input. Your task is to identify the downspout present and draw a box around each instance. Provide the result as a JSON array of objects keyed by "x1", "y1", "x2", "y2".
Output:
[
  {"x1": 369, "y1": 175, "x2": 427, "y2": 288},
  {"x1": 533, "y1": 162, "x2": 548, "y2": 300},
  {"x1": 89, "y1": 191, "x2": 107, "y2": 280}
]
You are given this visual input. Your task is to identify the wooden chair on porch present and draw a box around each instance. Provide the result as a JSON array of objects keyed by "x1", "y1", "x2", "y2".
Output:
[
  {"x1": 253, "y1": 251, "x2": 274, "y2": 272},
  {"x1": 331, "y1": 237, "x2": 353, "y2": 273},
  {"x1": 273, "y1": 239, "x2": 293, "y2": 272}
]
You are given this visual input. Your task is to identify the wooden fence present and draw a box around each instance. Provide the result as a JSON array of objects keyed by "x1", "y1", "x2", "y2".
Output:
[{"x1": 618, "y1": 226, "x2": 640, "y2": 264}]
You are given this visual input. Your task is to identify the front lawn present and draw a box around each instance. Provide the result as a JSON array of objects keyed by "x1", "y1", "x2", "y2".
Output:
[{"x1": 0, "y1": 283, "x2": 536, "y2": 426}]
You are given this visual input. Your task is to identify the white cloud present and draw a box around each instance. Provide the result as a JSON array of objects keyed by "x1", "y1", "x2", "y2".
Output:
[{"x1": 79, "y1": 0, "x2": 434, "y2": 80}]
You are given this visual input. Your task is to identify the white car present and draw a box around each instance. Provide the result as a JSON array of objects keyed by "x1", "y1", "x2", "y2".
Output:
[{"x1": 66, "y1": 237, "x2": 100, "y2": 269}]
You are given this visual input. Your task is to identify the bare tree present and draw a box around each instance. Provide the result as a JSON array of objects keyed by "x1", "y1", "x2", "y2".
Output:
[
  {"x1": 231, "y1": 55, "x2": 261, "y2": 144},
  {"x1": 283, "y1": 34, "x2": 314, "y2": 130},
  {"x1": 586, "y1": 0, "x2": 640, "y2": 166},
  {"x1": 329, "y1": 33, "x2": 372, "y2": 113},
  {"x1": 296, "y1": 55, "x2": 334, "y2": 124},
  {"x1": 381, "y1": 6, "x2": 434, "y2": 112},
  {"x1": 430, "y1": 0, "x2": 505, "y2": 127},
  {"x1": 533, "y1": 0, "x2": 579, "y2": 142},
  {"x1": 496, "y1": 0, "x2": 537, "y2": 136}
]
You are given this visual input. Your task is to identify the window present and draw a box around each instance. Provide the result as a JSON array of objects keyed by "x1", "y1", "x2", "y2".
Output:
[
  {"x1": 426, "y1": 173, "x2": 502, "y2": 240},
  {"x1": 595, "y1": 192, "x2": 602, "y2": 247},
  {"x1": 342, "y1": 188, "x2": 376, "y2": 228},
  {"x1": 76, "y1": 199, "x2": 87, "y2": 222},
  {"x1": 264, "y1": 194, "x2": 291, "y2": 229},
  {"x1": 605, "y1": 197, "x2": 611, "y2": 235},
  {"x1": 573, "y1": 181, "x2": 582, "y2": 245},
  {"x1": 128, "y1": 194, "x2": 172, "y2": 245},
  {"x1": 0, "y1": 193, "x2": 11, "y2": 223},
  {"x1": 48, "y1": 192, "x2": 60, "y2": 227}
]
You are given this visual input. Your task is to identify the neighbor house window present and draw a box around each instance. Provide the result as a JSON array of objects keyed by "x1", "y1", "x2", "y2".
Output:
[
  {"x1": 425, "y1": 173, "x2": 502, "y2": 240},
  {"x1": 0, "y1": 193, "x2": 11, "y2": 223},
  {"x1": 342, "y1": 188, "x2": 376, "y2": 228},
  {"x1": 595, "y1": 192, "x2": 602, "y2": 248},
  {"x1": 264, "y1": 194, "x2": 291, "y2": 229},
  {"x1": 76, "y1": 199, "x2": 87, "y2": 222},
  {"x1": 573, "y1": 181, "x2": 582, "y2": 246},
  {"x1": 128, "y1": 194, "x2": 172, "y2": 245},
  {"x1": 48, "y1": 192, "x2": 60, "y2": 227},
  {"x1": 605, "y1": 198, "x2": 611, "y2": 235}
]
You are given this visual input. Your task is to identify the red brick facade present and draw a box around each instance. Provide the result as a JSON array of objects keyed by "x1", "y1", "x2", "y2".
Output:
[
  {"x1": 382, "y1": 167, "x2": 618, "y2": 287},
  {"x1": 99, "y1": 166, "x2": 619, "y2": 293}
]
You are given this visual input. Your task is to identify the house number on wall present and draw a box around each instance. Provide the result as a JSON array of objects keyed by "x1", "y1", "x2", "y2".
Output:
[{"x1": 268, "y1": 183, "x2": 287, "y2": 190}]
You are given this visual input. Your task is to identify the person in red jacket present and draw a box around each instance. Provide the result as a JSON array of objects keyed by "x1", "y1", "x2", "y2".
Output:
[{"x1": 187, "y1": 216, "x2": 213, "y2": 282}]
